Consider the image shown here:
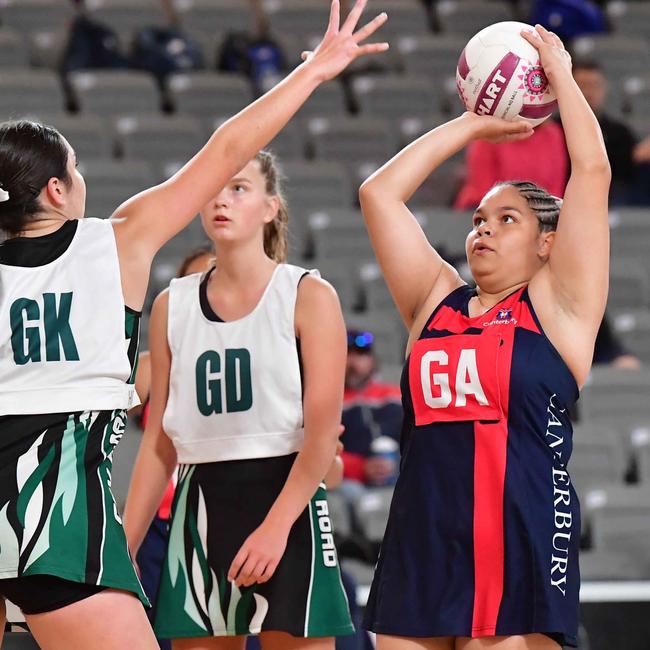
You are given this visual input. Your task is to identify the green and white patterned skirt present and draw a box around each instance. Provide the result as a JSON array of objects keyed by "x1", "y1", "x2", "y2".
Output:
[
  {"x1": 154, "y1": 453, "x2": 354, "y2": 639},
  {"x1": 0, "y1": 409, "x2": 148, "y2": 605}
]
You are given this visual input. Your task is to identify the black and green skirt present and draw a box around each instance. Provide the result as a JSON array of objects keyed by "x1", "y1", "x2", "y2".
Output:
[
  {"x1": 154, "y1": 453, "x2": 354, "y2": 639},
  {"x1": 0, "y1": 409, "x2": 148, "y2": 605}
]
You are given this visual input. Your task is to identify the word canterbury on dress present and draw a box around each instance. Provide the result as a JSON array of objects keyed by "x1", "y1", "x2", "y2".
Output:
[{"x1": 364, "y1": 285, "x2": 580, "y2": 648}]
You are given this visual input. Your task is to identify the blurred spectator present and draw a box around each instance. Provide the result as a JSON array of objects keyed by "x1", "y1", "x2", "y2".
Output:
[
  {"x1": 593, "y1": 314, "x2": 641, "y2": 369},
  {"x1": 573, "y1": 59, "x2": 650, "y2": 205},
  {"x1": 338, "y1": 330, "x2": 403, "y2": 500},
  {"x1": 454, "y1": 119, "x2": 569, "y2": 210},
  {"x1": 529, "y1": 0, "x2": 607, "y2": 42},
  {"x1": 217, "y1": 0, "x2": 287, "y2": 93}
]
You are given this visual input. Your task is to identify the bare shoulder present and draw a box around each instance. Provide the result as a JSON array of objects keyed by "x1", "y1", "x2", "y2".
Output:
[
  {"x1": 296, "y1": 274, "x2": 341, "y2": 309},
  {"x1": 295, "y1": 274, "x2": 344, "y2": 336}
]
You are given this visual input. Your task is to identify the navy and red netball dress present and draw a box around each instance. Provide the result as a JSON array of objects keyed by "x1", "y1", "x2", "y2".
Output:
[{"x1": 364, "y1": 285, "x2": 580, "y2": 647}]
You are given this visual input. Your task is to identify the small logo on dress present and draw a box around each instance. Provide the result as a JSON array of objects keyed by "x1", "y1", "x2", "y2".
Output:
[{"x1": 496, "y1": 308, "x2": 512, "y2": 321}]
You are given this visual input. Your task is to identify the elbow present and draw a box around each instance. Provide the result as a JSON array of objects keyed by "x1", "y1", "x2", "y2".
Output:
[
  {"x1": 359, "y1": 177, "x2": 378, "y2": 204},
  {"x1": 573, "y1": 158, "x2": 611, "y2": 180}
]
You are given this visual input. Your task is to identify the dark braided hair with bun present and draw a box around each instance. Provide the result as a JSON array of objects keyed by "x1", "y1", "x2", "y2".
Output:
[
  {"x1": 0, "y1": 120, "x2": 72, "y2": 237},
  {"x1": 494, "y1": 180, "x2": 562, "y2": 233}
]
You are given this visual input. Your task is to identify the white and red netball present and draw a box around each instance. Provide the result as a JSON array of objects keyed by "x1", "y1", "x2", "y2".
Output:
[{"x1": 456, "y1": 21, "x2": 557, "y2": 127}]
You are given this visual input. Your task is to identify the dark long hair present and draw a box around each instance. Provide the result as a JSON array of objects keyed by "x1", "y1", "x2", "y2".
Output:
[{"x1": 0, "y1": 120, "x2": 72, "y2": 236}]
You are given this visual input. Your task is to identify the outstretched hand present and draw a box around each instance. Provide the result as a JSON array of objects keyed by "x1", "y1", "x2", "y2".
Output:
[
  {"x1": 521, "y1": 24, "x2": 572, "y2": 84},
  {"x1": 301, "y1": 0, "x2": 389, "y2": 83},
  {"x1": 463, "y1": 112, "x2": 534, "y2": 144}
]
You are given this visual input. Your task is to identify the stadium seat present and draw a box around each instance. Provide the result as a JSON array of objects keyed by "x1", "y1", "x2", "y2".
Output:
[
  {"x1": 353, "y1": 75, "x2": 442, "y2": 121},
  {"x1": 0, "y1": 70, "x2": 66, "y2": 118},
  {"x1": 365, "y1": 0, "x2": 431, "y2": 38},
  {"x1": 308, "y1": 117, "x2": 398, "y2": 169},
  {"x1": 0, "y1": 29, "x2": 29, "y2": 68},
  {"x1": 86, "y1": 0, "x2": 167, "y2": 34},
  {"x1": 281, "y1": 159, "x2": 354, "y2": 215},
  {"x1": 27, "y1": 29, "x2": 68, "y2": 70},
  {"x1": 353, "y1": 487, "x2": 395, "y2": 543},
  {"x1": 623, "y1": 75, "x2": 650, "y2": 116},
  {"x1": 113, "y1": 114, "x2": 204, "y2": 170},
  {"x1": 416, "y1": 207, "x2": 474, "y2": 253},
  {"x1": 607, "y1": 2, "x2": 650, "y2": 41},
  {"x1": 573, "y1": 35, "x2": 650, "y2": 80},
  {"x1": 168, "y1": 71, "x2": 252, "y2": 121},
  {"x1": 294, "y1": 81, "x2": 349, "y2": 121},
  {"x1": 69, "y1": 70, "x2": 161, "y2": 116},
  {"x1": 266, "y1": 0, "x2": 331, "y2": 40},
  {"x1": 398, "y1": 35, "x2": 466, "y2": 81},
  {"x1": 579, "y1": 548, "x2": 646, "y2": 580},
  {"x1": 264, "y1": 120, "x2": 306, "y2": 161},
  {"x1": 34, "y1": 113, "x2": 114, "y2": 161},
  {"x1": 435, "y1": 0, "x2": 512, "y2": 36},
  {"x1": 589, "y1": 485, "x2": 650, "y2": 570},
  {"x1": 579, "y1": 367, "x2": 650, "y2": 436},
  {"x1": 176, "y1": 0, "x2": 254, "y2": 35},
  {"x1": 608, "y1": 260, "x2": 649, "y2": 314},
  {"x1": 327, "y1": 489, "x2": 352, "y2": 541},
  {"x1": 1, "y1": 0, "x2": 73, "y2": 34},
  {"x1": 570, "y1": 424, "x2": 628, "y2": 499},
  {"x1": 309, "y1": 223, "x2": 375, "y2": 265},
  {"x1": 79, "y1": 159, "x2": 157, "y2": 218},
  {"x1": 613, "y1": 310, "x2": 650, "y2": 365},
  {"x1": 358, "y1": 262, "x2": 394, "y2": 313}
]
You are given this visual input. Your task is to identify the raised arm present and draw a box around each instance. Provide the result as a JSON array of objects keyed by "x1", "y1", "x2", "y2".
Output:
[
  {"x1": 113, "y1": 0, "x2": 388, "y2": 309},
  {"x1": 122, "y1": 290, "x2": 178, "y2": 557},
  {"x1": 228, "y1": 276, "x2": 346, "y2": 588},
  {"x1": 359, "y1": 114, "x2": 532, "y2": 329},
  {"x1": 525, "y1": 26, "x2": 611, "y2": 322}
]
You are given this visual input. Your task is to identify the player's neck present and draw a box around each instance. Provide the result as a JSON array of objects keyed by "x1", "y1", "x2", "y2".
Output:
[{"x1": 212, "y1": 242, "x2": 276, "y2": 288}]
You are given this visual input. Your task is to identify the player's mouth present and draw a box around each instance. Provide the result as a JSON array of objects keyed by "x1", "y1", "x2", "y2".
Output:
[{"x1": 473, "y1": 241, "x2": 494, "y2": 254}]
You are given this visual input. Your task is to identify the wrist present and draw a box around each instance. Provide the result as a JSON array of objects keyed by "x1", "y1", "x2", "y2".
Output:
[
  {"x1": 296, "y1": 58, "x2": 328, "y2": 88},
  {"x1": 264, "y1": 508, "x2": 295, "y2": 534}
]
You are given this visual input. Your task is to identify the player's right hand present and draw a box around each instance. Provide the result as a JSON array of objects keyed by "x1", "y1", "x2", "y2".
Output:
[
  {"x1": 300, "y1": 0, "x2": 389, "y2": 83},
  {"x1": 463, "y1": 112, "x2": 535, "y2": 144}
]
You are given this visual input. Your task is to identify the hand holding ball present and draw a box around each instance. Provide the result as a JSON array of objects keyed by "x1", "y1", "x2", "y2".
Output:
[{"x1": 456, "y1": 22, "x2": 557, "y2": 127}]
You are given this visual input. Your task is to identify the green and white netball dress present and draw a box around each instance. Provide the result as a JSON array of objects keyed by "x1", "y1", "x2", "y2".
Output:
[
  {"x1": 155, "y1": 264, "x2": 353, "y2": 639},
  {"x1": 0, "y1": 218, "x2": 147, "y2": 605}
]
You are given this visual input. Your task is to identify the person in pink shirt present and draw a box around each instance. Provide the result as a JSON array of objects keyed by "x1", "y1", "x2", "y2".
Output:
[{"x1": 454, "y1": 119, "x2": 569, "y2": 210}]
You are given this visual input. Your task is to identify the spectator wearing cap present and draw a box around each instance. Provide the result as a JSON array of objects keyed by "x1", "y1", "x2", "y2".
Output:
[{"x1": 337, "y1": 330, "x2": 403, "y2": 505}]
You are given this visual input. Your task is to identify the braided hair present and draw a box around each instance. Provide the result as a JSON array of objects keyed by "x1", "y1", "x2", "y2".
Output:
[{"x1": 494, "y1": 180, "x2": 562, "y2": 233}]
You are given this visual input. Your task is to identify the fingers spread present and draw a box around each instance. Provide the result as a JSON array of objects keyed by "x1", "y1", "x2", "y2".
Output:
[
  {"x1": 258, "y1": 561, "x2": 278, "y2": 584},
  {"x1": 353, "y1": 12, "x2": 388, "y2": 44},
  {"x1": 341, "y1": 0, "x2": 368, "y2": 35},
  {"x1": 357, "y1": 42, "x2": 390, "y2": 58},
  {"x1": 326, "y1": 0, "x2": 341, "y2": 35}
]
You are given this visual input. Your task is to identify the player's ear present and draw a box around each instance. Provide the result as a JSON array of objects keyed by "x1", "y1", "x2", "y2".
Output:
[{"x1": 538, "y1": 230, "x2": 555, "y2": 260}]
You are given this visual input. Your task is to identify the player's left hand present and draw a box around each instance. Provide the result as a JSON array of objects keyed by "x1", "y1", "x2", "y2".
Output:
[
  {"x1": 521, "y1": 24, "x2": 572, "y2": 83},
  {"x1": 228, "y1": 520, "x2": 290, "y2": 588}
]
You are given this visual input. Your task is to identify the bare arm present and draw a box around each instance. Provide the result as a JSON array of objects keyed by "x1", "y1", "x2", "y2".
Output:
[
  {"x1": 359, "y1": 113, "x2": 533, "y2": 329},
  {"x1": 525, "y1": 26, "x2": 611, "y2": 323},
  {"x1": 228, "y1": 277, "x2": 346, "y2": 587},
  {"x1": 122, "y1": 291, "x2": 178, "y2": 555},
  {"x1": 112, "y1": 0, "x2": 389, "y2": 309}
]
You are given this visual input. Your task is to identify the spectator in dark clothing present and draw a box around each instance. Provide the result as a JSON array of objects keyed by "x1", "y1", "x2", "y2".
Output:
[
  {"x1": 573, "y1": 59, "x2": 650, "y2": 205},
  {"x1": 338, "y1": 330, "x2": 403, "y2": 502},
  {"x1": 593, "y1": 314, "x2": 641, "y2": 369}
]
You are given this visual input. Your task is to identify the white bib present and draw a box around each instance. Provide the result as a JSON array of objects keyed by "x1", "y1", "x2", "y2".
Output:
[
  {"x1": 0, "y1": 218, "x2": 138, "y2": 415},
  {"x1": 163, "y1": 264, "x2": 316, "y2": 463}
]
